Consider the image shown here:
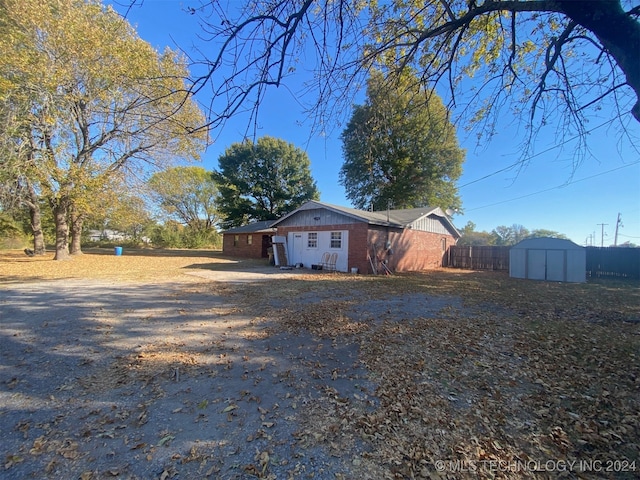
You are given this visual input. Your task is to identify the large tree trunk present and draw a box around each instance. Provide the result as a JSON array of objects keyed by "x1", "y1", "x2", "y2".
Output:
[
  {"x1": 69, "y1": 207, "x2": 84, "y2": 255},
  {"x1": 51, "y1": 197, "x2": 71, "y2": 261},
  {"x1": 558, "y1": 0, "x2": 640, "y2": 122},
  {"x1": 25, "y1": 180, "x2": 46, "y2": 255},
  {"x1": 28, "y1": 202, "x2": 46, "y2": 255}
]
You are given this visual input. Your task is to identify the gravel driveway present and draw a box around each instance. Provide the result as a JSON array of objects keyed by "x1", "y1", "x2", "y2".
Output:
[{"x1": 0, "y1": 269, "x2": 375, "y2": 479}]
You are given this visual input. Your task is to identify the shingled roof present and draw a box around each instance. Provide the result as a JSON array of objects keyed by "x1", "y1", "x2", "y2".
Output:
[
  {"x1": 222, "y1": 220, "x2": 276, "y2": 234},
  {"x1": 271, "y1": 200, "x2": 460, "y2": 237}
]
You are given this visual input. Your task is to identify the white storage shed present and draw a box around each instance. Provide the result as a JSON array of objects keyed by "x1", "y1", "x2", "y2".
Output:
[{"x1": 509, "y1": 237, "x2": 586, "y2": 283}]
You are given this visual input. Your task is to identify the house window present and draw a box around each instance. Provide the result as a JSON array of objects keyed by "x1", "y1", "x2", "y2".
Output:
[
  {"x1": 330, "y1": 231, "x2": 342, "y2": 249},
  {"x1": 441, "y1": 237, "x2": 447, "y2": 252},
  {"x1": 247, "y1": 234, "x2": 253, "y2": 245},
  {"x1": 234, "y1": 235, "x2": 239, "y2": 246},
  {"x1": 307, "y1": 232, "x2": 318, "y2": 248}
]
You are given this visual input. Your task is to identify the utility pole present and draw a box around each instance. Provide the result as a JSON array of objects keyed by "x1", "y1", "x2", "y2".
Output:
[
  {"x1": 613, "y1": 213, "x2": 623, "y2": 246},
  {"x1": 586, "y1": 233, "x2": 594, "y2": 246},
  {"x1": 597, "y1": 223, "x2": 608, "y2": 247}
]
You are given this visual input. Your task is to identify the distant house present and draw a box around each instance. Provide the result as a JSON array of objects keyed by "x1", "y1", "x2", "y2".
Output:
[
  {"x1": 270, "y1": 200, "x2": 460, "y2": 273},
  {"x1": 87, "y1": 229, "x2": 127, "y2": 242},
  {"x1": 221, "y1": 220, "x2": 277, "y2": 259}
]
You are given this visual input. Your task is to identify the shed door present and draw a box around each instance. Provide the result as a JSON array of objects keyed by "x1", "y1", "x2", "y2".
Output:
[
  {"x1": 527, "y1": 250, "x2": 546, "y2": 280},
  {"x1": 546, "y1": 250, "x2": 565, "y2": 281}
]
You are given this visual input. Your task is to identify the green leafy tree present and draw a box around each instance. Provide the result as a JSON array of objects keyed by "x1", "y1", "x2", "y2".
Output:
[
  {"x1": 215, "y1": 136, "x2": 320, "y2": 228},
  {"x1": 528, "y1": 229, "x2": 569, "y2": 240},
  {"x1": 148, "y1": 166, "x2": 220, "y2": 233},
  {"x1": 491, "y1": 224, "x2": 530, "y2": 245},
  {"x1": 340, "y1": 69, "x2": 464, "y2": 211},
  {"x1": 148, "y1": 219, "x2": 221, "y2": 249},
  {"x1": 459, "y1": 222, "x2": 568, "y2": 245},
  {"x1": 149, "y1": 220, "x2": 185, "y2": 248},
  {"x1": 0, "y1": 93, "x2": 48, "y2": 254},
  {"x1": 0, "y1": 211, "x2": 27, "y2": 249},
  {"x1": 83, "y1": 177, "x2": 155, "y2": 244},
  {"x1": 0, "y1": 0, "x2": 207, "y2": 260},
  {"x1": 105, "y1": 196, "x2": 155, "y2": 244},
  {"x1": 458, "y1": 221, "x2": 496, "y2": 246}
]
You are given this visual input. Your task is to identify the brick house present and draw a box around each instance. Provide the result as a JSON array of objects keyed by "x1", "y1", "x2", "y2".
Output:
[
  {"x1": 221, "y1": 220, "x2": 276, "y2": 259},
  {"x1": 270, "y1": 200, "x2": 460, "y2": 273}
]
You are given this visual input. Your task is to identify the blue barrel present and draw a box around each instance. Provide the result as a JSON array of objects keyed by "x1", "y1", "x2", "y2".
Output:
[{"x1": 114, "y1": 246, "x2": 123, "y2": 256}]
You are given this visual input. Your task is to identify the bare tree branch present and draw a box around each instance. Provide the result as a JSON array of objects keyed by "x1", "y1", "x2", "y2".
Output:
[{"x1": 179, "y1": 0, "x2": 639, "y2": 151}]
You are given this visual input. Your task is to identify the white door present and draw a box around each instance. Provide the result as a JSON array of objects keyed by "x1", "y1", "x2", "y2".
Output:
[
  {"x1": 546, "y1": 250, "x2": 565, "y2": 281},
  {"x1": 527, "y1": 250, "x2": 546, "y2": 280},
  {"x1": 290, "y1": 233, "x2": 304, "y2": 265}
]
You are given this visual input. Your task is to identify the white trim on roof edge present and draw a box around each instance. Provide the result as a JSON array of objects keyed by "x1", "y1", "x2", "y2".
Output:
[{"x1": 271, "y1": 200, "x2": 460, "y2": 238}]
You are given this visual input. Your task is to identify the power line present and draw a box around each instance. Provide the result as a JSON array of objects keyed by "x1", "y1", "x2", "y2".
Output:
[
  {"x1": 459, "y1": 116, "x2": 623, "y2": 189},
  {"x1": 464, "y1": 160, "x2": 640, "y2": 212},
  {"x1": 458, "y1": 161, "x2": 522, "y2": 188}
]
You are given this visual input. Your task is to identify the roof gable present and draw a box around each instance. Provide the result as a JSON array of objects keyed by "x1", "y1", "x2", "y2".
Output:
[{"x1": 271, "y1": 201, "x2": 460, "y2": 238}]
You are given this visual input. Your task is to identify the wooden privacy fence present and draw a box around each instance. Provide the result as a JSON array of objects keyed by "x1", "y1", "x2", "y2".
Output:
[
  {"x1": 445, "y1": 245, "x2": 510, "y2": 270},
  {"x1": 586, "y1": 247, "x2": 640, "y2": 279},
  {"x1": 445, "y1": 245, "x2": 639, "y2": 279}
]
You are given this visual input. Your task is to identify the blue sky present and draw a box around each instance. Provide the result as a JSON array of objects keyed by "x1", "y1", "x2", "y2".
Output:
[{"x1": 109, "y1": 1, "x2": 640, "y2": 246}]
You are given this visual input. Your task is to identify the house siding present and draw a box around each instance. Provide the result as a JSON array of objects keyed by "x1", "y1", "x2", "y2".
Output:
[
  {"x1": 277, "y1": 222, "x2": 368, "y2": 272},
  {"x1": 287, "y1": 230, "x2": 347, "y2": 271},
  {"x1": 278, "y1": 221, "x2": 456, "y2": 273},
  {"x1": 277, "y1": 222, "x2": 455, "y2": 273},
  {"x1": 276, "y1": 208, "x2": 359, "y2": 228},
  {"x1": 410, "y1": 215, "x2": 454, "y2": 235},
  {"x1": 267, "y1": 201, "x2": 460, "y2": 273},
  {"x1": 368, "y1": 226, "x2": 456, "y2": 272},
  {"x1": 222, "y1": 233, "x2": 271, "y2": 259}
]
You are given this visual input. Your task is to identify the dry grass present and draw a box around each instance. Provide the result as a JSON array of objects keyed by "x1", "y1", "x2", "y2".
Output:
[
  {"x1": 235, "y1": 270, "x2": 640, "y2": 479},
  {"x1": 0, "y1": 248, "x2": 267, "y2": 284},
  {"x1": 2, "y1": 248, "x2": 639, "y2": 479}
]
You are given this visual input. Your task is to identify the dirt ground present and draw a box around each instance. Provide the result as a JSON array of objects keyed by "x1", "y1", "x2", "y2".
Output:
[{"x1": 1, "y1": 249, "x2": 639, "y2": 479}]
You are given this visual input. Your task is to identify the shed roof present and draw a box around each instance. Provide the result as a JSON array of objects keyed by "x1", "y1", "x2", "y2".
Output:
[
  {"x1": 222, "y1": 220, "x2": 276, "y2": 235},
  {"x1": 271, "y1": 200, "x2": 460, "y2": 238},
  {"x1": 511, "y1": 237, "x2": 583, "y2": 250}
]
